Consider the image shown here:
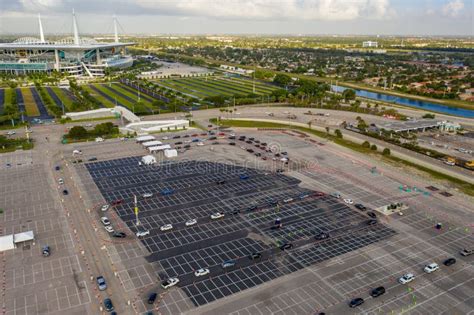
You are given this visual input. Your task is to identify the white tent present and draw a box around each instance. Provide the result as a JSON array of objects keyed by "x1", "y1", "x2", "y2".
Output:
[
  {"x1": 141, "y1": 155, "x2": 157, "y2": 165},
  {"x1": 14, "y1": 231, "x2": 35, "y2": 244},
  {"x1": 142, "y1": 140, "x2": 163, "y2": 148},
  {"x1": 0, "y1": 235, "x2": 14, "y2": 252},
  {"x1": 136, "y1": 135, "x2": 155, "y2": 143},
  {"x1": 164, "y1": 149, "x2": 178, "y2": 158},
  {"x1": 148, "y1": 144, "x2": 171, "y2": 153}
]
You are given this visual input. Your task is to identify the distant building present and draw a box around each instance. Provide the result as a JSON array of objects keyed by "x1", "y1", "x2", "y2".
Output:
[{"x1": 363, "y1": 41, "x2": 378, "y2": 48}]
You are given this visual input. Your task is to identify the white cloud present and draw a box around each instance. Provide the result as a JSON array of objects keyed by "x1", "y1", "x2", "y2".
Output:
[
  {"x1": 442, "y1": 0, "x2": 464, "y2": 17},
  {"x1": 137, "y1": 0, "x2": 393, "y2": 20}
]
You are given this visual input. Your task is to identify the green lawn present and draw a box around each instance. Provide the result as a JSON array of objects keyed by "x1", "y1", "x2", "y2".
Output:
[
  {"x1": 109, "y1": 83, "x2": 154, "y2": 109},
  {"x1": 20, "y1": 88, "x2": 40, "y2": 116},
  {"x1": 82, "y1": 86, "x2": 116, "y2": 108},
  {"x1": 93, "y1": 84, "x2": 150, "y2": 113},
  {"x1": 51, "y1": 87, "x2": 75, "y2": 110}
]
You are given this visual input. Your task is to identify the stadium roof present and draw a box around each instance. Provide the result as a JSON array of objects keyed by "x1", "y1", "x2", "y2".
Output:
[{"x1": 0, "y1": 42, "x2": 134, "y2": 50}]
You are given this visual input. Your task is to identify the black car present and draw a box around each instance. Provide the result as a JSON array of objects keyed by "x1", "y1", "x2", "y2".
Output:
[
  {"x1": 246, "y1": 140, "x2": 253, "y2": 144},
  {"x1": 112, "y1": 232, "x2": 126, "y2": 238},
  {"x1": 104, "y1": 298, "x2": 114, "y2": 312},
  {"x1": 255, "y1": 140, "x2": 260, "y2": 143},
  {"x1": 354, "y1": 204, "x2": 367, "y2": 211},
  {"x1": 183, "y1": 134, "x2": 190, "y2": 138},
  {"x1": 276, "y1": 169, "x2": 284, "y2": 173},
  {"x1": 248, "y1": 137, "x2": 255, "y2": 141},
  {"x1": 281, "y1": 151, "x2": 288, "y2": 155},
  {"x1": 367, "y1": 211, "x2": 377, "y2": 218},
  {"x1": 216, "y1": 180, "x2": 226, "y2": 185},
  {"x1": 248, "y1": 252, "x2": 262, "y2": 260},
  {"x1": 314, "y1": 232, "x2": 330, "y2": 240},
  {"x1": 367, "y1": 219, "x2": 377, "y2": 225},
  {"x1": 212, "y1": 141, "x2": 219, "y2": 145},
  {"x1": 55, "y1": 166, "x2": 60, "y2": 171},
  {"x1": 349, "y1": 297, "x2": 364, "y2": 308},
  {"x1": 184, "y1": 144, "x2": 191, "y2": 149},
  {"x1": 247, "y1": 205, "x2": 258, "y2": 212},
  {"x1": 62, "y1": 189, "x2": 69, "y2": 195},
  {"x1": 279, "y1": 243, "x2": 293, "y2": 250},
  {"x1": 175, "y1": 141, "x2": 183, "y2": 145},
  {"x1": 274, "y1": 153, "x2": 281, "y2": 157},
  {"x1": 228, "y1": 136, "x2": 236, "y2": 140},
  {"x1": 148, "y1": 292, "x2": 157, "y2": 304},
  {"x1": 261, "y1": 142, "x2": 267, "y2": 146},
  {"x1": 246, "y1": 149, "x2": 254, "y2": 153},
  {"x1": 371, "y1": 286, "x2": 386, "y2": 298},
  {"x1": 173, "y1": 135, "x2": 181, "y2": 139},
  {"x1": 443, "y1": 258, "x2": 456, "y2": 266},
  {"x1": 229, "y1": 142, "x2": 236, "y2": 146},
  {"x1": 231, "y1": 209, "x2": 241, "y2": 215},
  {"x1": 255, "y1": 153, "x2": 261, "y2": 157},
  {"x1": 238, "y1": 138, "x2": 245, "y2": 141},
  {"x1": 88, "y1": 157, "x2": 98, "y2": 161}
]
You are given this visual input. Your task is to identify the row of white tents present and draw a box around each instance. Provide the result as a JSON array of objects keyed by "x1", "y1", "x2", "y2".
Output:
[{"x1": 136, "y1": 135, "x2": 177, "y2": 157}]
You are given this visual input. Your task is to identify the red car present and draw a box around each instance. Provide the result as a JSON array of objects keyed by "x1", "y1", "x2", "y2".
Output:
[
  {"x1": 218, "y1": 132, "x2": 225, "y2": 136},
  {"x1": 192, "y1": 134, "x2": 199, "y2": 137},
  {"x1": 111, "y1": 199, "x2": 124, "y2": 206}
]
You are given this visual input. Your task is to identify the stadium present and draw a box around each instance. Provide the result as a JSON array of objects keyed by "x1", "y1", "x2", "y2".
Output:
[{"x1": 0, "y1": 11, "x2": 135, "y2": 77}]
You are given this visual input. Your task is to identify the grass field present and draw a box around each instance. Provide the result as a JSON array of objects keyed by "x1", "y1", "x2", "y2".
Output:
[
  {"x1": 2, "y1": 88, "x2": 13, "y2": 112},
  {"x1": 156, "y1": 75, "x2": 280, "y2": 99},
  {"x1": 108, "y1": 83, "x2": 154, "y2": 109},
  {"x1": 82, "y1": 85, "x2": 115, "y2": 108},
  {"x1": 50, "y1": 87, "x2": 75, "y2": 110},
  {"x1": 20, "y1": 88, "x2": 40, "y2": 116},
  {"x1": 91, "y1": 84, "x2": 151, "y2": 113}
]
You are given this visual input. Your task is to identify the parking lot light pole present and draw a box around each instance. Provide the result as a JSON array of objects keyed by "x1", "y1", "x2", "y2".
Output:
[{"x1": 134, "y1": 194, "x2": 140, "y2": 226}]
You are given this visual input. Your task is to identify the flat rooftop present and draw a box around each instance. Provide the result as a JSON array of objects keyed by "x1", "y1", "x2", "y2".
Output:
[
  {"x1": 377, "y1": 119, "x2": 443, "y2": 132},
  {"x1": 0, "y1": 42, "x2": 135, "y2": 50}
]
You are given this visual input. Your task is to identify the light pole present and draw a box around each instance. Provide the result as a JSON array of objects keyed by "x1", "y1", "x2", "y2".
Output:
[{"x1": 134, "y1": 195, "x2": 140, "y2": 226}]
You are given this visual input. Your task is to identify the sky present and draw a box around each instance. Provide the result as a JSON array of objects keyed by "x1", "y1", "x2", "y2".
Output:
[{"x1": 0, "y1": 0, "x2": 472, "y2": 36}]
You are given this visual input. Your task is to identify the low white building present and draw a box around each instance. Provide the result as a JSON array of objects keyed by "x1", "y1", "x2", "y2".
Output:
[
  {"x1": 140, "y1": 155, "x2": 156, "y2": 165},
  {"x1": 136, "y1": 135, "x2": 156, "y2": 143},
  {"x1": 142, "y1": 140, "x2": 163, "y2": 148},
  {"x1": 363, "y1": 41, "x2": 378, "y2": 48},
  {"x1": 164, "y1": 149, "x2": 178, "y2": 158},
  {"x1": 148, "y1": 144, "x2": 171, "y2": 153},
  {"x1": 123, "y1": 120, "x2": 189, "y2": 133}
]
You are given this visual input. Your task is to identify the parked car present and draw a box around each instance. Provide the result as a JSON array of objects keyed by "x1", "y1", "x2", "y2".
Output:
[
  {"x1": 194, "y1": 268, "x2": 210, "y2": 277},
  {"x1": 211, "y1": 212, "x2": 224, "y2": 220},
  {"x1": 148, "y1": 292, "x2": 157, "y2": 304},
  {"x1": 112, "y1": 232, "x2": 126, "y2": 238},
  {"x1": 58, "y1": 178, "x2": 64, "y2": 185},
  {"x1": 103, "y1": 298, "x2": 114, "y2": 312},
  {"x1": 367, "y1": 211, "x2": 377, "y2": 218},
  {"x1": 367, "y1": 219, "x2": 378, "y2": 225},
  {"x1": 248, "y1": 252, "x2": 262, "y2": 260},
  {"x1": 104, "y1": 225, "x2": 114, "y2": 233},
  {"x1": 398, "y1": 273, "x2": 415, "y2": 284},
  {"x1": 443, "y1": 258, "x2": 456, "y2": 266},
  {"x1": 96, "y1": 276, "x2": 107, "y2": 291},
  {"x1": 161, "y1": 277, "x2": 179, "y2": 289},
  {"x1": 185, "y1": 219, "x2": 197, "y2": 227},
  {"x1": 111, "y1": 199, "x2": 123, "y2": 206},
  {"x1": 100, "y1": 217, "x2": 111, "y2": 226},
  {"x1": 55, "y1": 166, "x2": 60, "y2": 171},
  {"x1": 216, "y1": 180, "x2": 226, "y2": 185},
  {"x1": 331, "y1": 192, "x2": 341, "y2": 199},
  {"x1": 354, "y1": 204, "x2": 367, "y2": 211},
  {"x1": 143, "y1": 193, "x2": 153, "y2": 198},
  {"x1": 101, "y1": 204, "x2": 110, "y2": 212},
  {"x1": 314, "y1": 232, "x2": 330, "y2": 240},
  {"x1": 62, "y1": 189, "x2": 69, "y2": 195},
  {"x1": 221, "y1": 260, "x2": 236, "y2": 268},
  {"x1": 160, "y1": 224, "x2": 173, "y2": 232},
  {"x1": 370, "y1": 286, "x2": 386, "y2": 298},
  {"x1": 239, "y1": 174, "x2": 249, "y2": 180},
  {"x1": 279, "y1": 243, "x2": 293, "y2": 250},
  {"x1": 349, "y1": 298, "x2": 364, "y2": 308},
  {"x1": 136, "y1": 230, "x2": 150, "y2": 237},
  {"x1": 424, "y1": 263, "x2": 439, "y2": 273},
  {"x1": 283, "y1": 197, "x2": 294, "y2": 203},
  {"x1": 460, "y1": 248, "x2": 474, "y2": 256},
  {"x1": 343, "y1": 198, "x2": 353, "y2": 204},
  {"x1": 88, "y1": 157, "x2": 98, "y2": 161}
]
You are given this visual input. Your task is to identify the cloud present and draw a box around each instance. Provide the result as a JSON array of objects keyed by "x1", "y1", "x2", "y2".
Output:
[
  {"x1": 442, "y1": 0, "x2": 464, "y2": 17},
  {"x1": 7, "y1": 0, "x2": 393, "y2": 21}
]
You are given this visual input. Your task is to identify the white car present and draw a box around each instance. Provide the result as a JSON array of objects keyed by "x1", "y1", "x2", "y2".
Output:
[
  {"x1": 104, "y1": 225, "x2": 114, "y2": 233},
  {"x1": 344, "y1": 199, "x2": 354, "y2": 204},
  {"x1": 424, "y1": 263, "x2": 439, "y2": 274},
  {"x1": 162, "y1": 136, "x2": 169, "y2": 140},
  {"x1": 72, "y1": 149, "x2": 82, "y2": 155},
  {"x1": 229, "y1": 133, "x2": 236, "y2": 137},
  {"x1": 185, "y1": 219, "x2": 197, "y2": 227},
  {"x1": 194, "y1": 268, "x2": 210, "y2": 277},
  {"x1": 100, "y1": 217, "x2": 110, "y2": 226},
  {"x1": 283, "y1": 198, "x2": 293, "y2": 203},
  {"x1": 143, "y1": 193, "x2": 153, "y2": 198},
  {"x1": 58, "y1": 178, "x2": 64, "y2": 185},
  {"x1": 136, "y1": 230, "x2": 150, "y2": 237},
  {"x1": 211, "y1": 212, "x2": 224, "y2": 220},
  {"x1": 95, "y1": 137, "x2": 104, "y2": 142},
  {"x1": 184, "y1": 139, "x2": 192, "y2": 143},
  {"x1": 160, "y1": 224, "x2": 173, "y2": 232},
  {"x1": 101, "y1": 204, "x2": 110, "y2": 212},
  {"x1": 161, "y1": 277, "x2": 179, "y2": 289},
  {"x1": 197, "y1": 142, "x2": 204, "y2": 146},
  {"x1": 398, "y1": 273, "x2": 415, "y2": 284},
  {"x1": 85, "y1": 124, "x2": 93, "y2": 127},
  {"x1": 6, "y1": 131, "x2": 16, "y2": 136}
]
